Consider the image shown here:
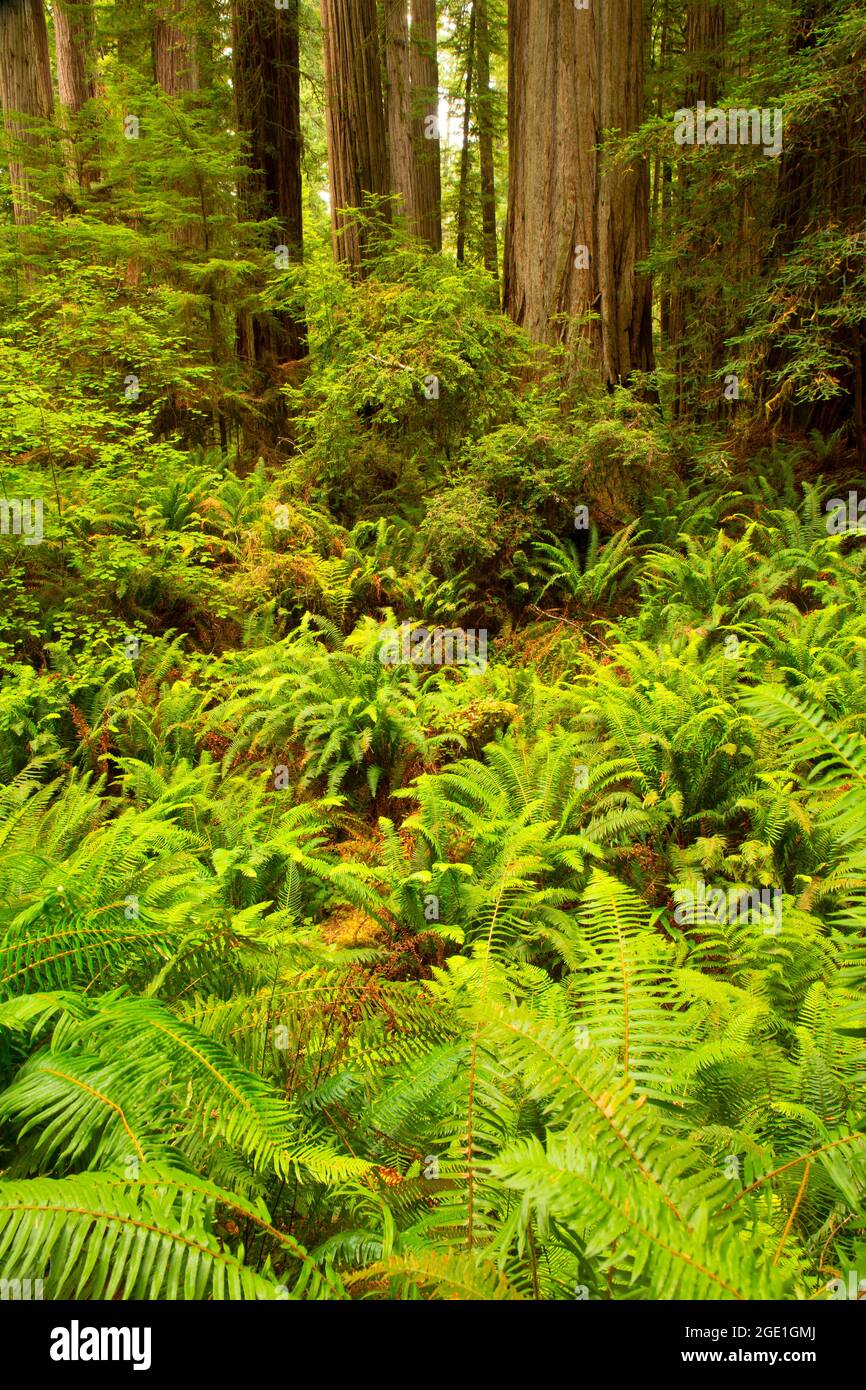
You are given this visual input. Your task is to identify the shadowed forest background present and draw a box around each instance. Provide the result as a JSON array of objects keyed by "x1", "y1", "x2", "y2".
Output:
[{"x1": 0, "y1": 0, "x2": 865, "y2": 1302}]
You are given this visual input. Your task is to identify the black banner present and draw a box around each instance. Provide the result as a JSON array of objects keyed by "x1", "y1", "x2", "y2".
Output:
[{"x1": 0, "y1": 1298, "x2": 858, "y2": 1378}]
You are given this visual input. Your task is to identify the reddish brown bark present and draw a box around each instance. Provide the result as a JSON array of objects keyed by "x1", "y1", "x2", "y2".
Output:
[
  {"x1": 668, "y1": 2, "x2": 727, "y2": 414},
  {"x1": 410, "y1": 0, "x2": 442, "y2": 251},
  {"x1": 153, "y1": 1, "x2": 199, "y2": 94},
  {"x1": 321, "y1": 0, "x2": 391, "y2": 273},
  {"x1": 0, "y1": 0, "x2": 53, "y2": 225},
  {"x1": 476, "y1": 0, "x2": 497, "y2": 277},
  {"x1": 53, "y1": 0, "x2": 99, "y2": 189},
  {"x1": 232, "y1": 0, "x2": 307, "y2": 363},
  {"x1": 503, "y1": 0, "x2": 654, "y2": 385},
  {"x1": 455, "y1": 1, "x2": 475, "y2": 266},
  {"x1": 384, "y1": 0, "x2": 418, "y2": 234}
]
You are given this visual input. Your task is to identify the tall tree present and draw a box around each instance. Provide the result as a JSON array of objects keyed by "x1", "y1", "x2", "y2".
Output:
[
  {"x1": 454, "y1": 1, "x2": 475, "y2": 265},
  {"x1": 321, "y1": 0, "x2": 391, "y2": 273},
  {"x1": 764, "y1": 0, "x2": 866, "y2": 457},
  {"x1": 667, "y1": 2, "x2": 726, "y2": 416},
  {"x1": 409, "y1": 0, "x2": 441, "y2": 251},
  {"x1": 232, "y1": 0, "x2": 307, "y2": 364},
  {"x1": 384, "y1": 0, "x2": 418, "y2": 234},
  {"x1": 153, "y1": 0, "x2": 225, "y2": 443},
  {"x1": 153, "y1": 0, "x2": 199, "y2": 94},
  {"x1": 475, "y1": 0, "x2": 497, "y2": 277},
  {"x1": 153, "y1": 0, "x2": 204, "y2": 252},
  {"x1": 595, "y1": 0, "x2": 654, "y2": 385},
  {"x1": 503, "y1": 0, "x2": 654, "y2": 386},
  {"x1": 0, "y1": 0, "x2": 53, "y2": 226},
  {"x1": 53, "y1": 0, "x2": 99, "y2": 190},
  {"x1": 652, "y1": 0, "x2": 673, "y2": 343}
]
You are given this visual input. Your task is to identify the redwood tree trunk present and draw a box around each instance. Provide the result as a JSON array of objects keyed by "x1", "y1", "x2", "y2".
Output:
[
  {"x1": 503, "y1": 0, "x2": 654, "y2": 385},
  {"x1": 153, "y1": 0, "x2": 202, "y2": 251},
  {"x1": 476, "y1": 0, "x2": 497, "y2": 278},
  {"x1": 668, "y1": 2, "x2": 726, "y2": 415},
  {"x1": 54, "y1": 0, "x2": 97, "y2": 114},
  {"x1": 232, "y1": 0, "x2": 307, "y2": 364},
  {"x1": 768, "y1": 0, "x2": 836, "y2": 261},
  {"x1": 53, "y1": 0, "x2": 98, "y2": 189},
  {"x1": 455, "y1": 1, "x2": 475, "y2": 265},
  {"x1": 321, "y1": 0, "x2": 391, "y2": 273},
  {"x1": 384, "y1": 0, "x2": 418, "y2": 234},
  {"x1": 765, "y1": 0, "x2": 866, "y2": 448},
  {"x1": 596, "y1": 0, "x2": 654, "y2": 384},
  {"x1": 655, "y1": 2, "x2": 672, "y2": 343},
  {"x1": 410, "y1": 0, "x2": 441, "y2": 251},
  {"x1": 0, "y1": 0, "x2": 53, "y2": 226},
  {"x1": 153, "y1": 0, "x2": 199, "y2": 94}
]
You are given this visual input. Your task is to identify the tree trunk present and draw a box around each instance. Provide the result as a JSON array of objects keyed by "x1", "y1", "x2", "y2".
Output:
[
  {"x1": 455, "y1": 1, "x2": 475, "y2": 265},
  {"x1": 503, "y1": 0, "x2": 654, "y2": 386},
  {"x1": 596, "y1": 0, "x2": 654, "y2": 385},
  {"x1": 321, "y1": 0, "x2": 391, "y2": 274},
  {"x1": 683, "y1": 0, "x2": 726, "y2": 106},
  {"x1": 54, "y1": 0, "x2": 97, "y2": 114},
  {"x1": 768, "y1": 0, "x2": 832, "y2": 260},
  {"x1": 153, "y1": 0, "x2": 203, "y2": 252},
  {"x1": 653, "y1": 1, "x2": 671, "y2": 343},
  {"x1": 410, "y1": 0, "x2": 441, "y2": 251},
  {"x1": 765, "y1": 0, "x2": 866, "y2": 448},
  {"x1": 475, "y1": 0, "x2": 497, "y2": 278},
  {"x1": 668, "y1": 2, "x2": 726, "y2": 416},
  {"x1": 153, "y1": 0, "x2": 217, "y2": 440},
  {"x1": 0, "y1": 0, "x2": 53, "y2": 226},
  {"x1": 53, "y1": 0, "x2": 98, "y2": 190},
  {"x1": 384, "y1": 0, "x2": 418, "y2": 234},
  {"x1": 153, "y1": 0, "x2": 199, "y2": 94},
  {"x1": 232, "y1": 0, "x2": 307, "y2": 364}
]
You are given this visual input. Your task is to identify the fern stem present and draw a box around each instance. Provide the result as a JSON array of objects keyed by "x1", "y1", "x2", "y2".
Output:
[
  {"x1": 773, "y1": 1161, "x2": 810, "y2": 1266},
  {"x1": 720, "y1": 1135, "x2": 861, "y2": 1213}
]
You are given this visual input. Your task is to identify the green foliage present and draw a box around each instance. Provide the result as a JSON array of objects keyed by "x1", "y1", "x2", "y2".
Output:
[
  {"x1": 1, "y1": 0, "x2": 865, "y2": 1297},
  {"x1": 4, "y1": 383, "x2": 866, "y2": 1302}
]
